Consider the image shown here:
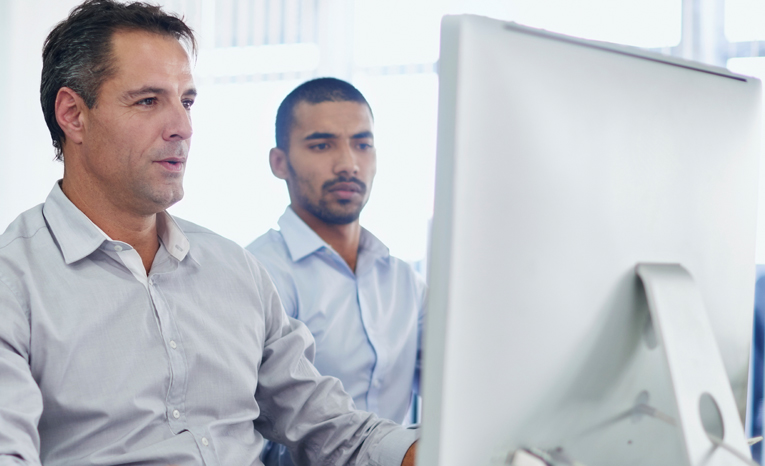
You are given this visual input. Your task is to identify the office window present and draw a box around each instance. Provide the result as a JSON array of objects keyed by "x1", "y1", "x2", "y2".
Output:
[
  {"x1": 500, "y1": 0, "x2": 681, "y2": 48},
  {"x1": 726, "y1": 0, "x2": 765, "y2": 42},
  {"x1": 353, "y1": 0, "x2": 681, "y2": 72}
]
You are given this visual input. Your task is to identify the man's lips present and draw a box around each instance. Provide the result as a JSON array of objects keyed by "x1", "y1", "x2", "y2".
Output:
[
  {"x1": 155, "y1": 158, "x2": 185, "y2": 172},
  {"x1": 327, "y1": 181, "x2": 364, "y2": 199},
  {"x1": 328, "y1": 182, "x2": 362, "y2": 193}
]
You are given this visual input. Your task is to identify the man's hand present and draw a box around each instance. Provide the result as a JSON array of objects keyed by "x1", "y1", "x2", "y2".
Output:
[{"x1": 402, "y1": 441, "x2": 417, "y2": 466}]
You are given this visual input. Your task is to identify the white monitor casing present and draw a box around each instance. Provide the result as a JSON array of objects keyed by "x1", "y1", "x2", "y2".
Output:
[{"x1": 419, "y1": 15, "x2": 762, "y2": 466}]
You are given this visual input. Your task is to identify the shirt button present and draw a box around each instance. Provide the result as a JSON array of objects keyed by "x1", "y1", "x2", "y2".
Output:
[
  {"x1": 172, "y1": 409, "x2": 180, "y2": 419},
  {"x1": 169, "y1": 340, "x2": 177, "y2": 349},
  {"x1": 201, "y1": 437, "x2": 209, "y2": 446},
  {"x1": 114, "y1": 245, "x2": 123, "y2": 252}
]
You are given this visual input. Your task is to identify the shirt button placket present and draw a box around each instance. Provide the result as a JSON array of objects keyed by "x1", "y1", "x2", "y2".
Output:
[{"x1": 151, "y1": 275, "x2": 188, "y2": 432}]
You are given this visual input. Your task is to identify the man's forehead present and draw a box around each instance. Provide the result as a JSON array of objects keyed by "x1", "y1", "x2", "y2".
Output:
[
  {"x1": 108, "y1": 29, "x2": 194, "y2": 87},
  {"x1": 292, "y1": 100, "x2": 373, "y2": 134}
]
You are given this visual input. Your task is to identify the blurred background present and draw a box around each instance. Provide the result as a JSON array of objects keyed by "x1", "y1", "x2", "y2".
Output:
[{"x1": 5, "y1": 0, "x2": 765, "y2": 265}]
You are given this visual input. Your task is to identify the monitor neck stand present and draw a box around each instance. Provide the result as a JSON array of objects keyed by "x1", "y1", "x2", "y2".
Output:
[
  {"x1": 636, "y1": 263, "x2": 751, "y2": 466},
  {"x1": 507, "y1": 263, "x2": 753, "y2": 466}
]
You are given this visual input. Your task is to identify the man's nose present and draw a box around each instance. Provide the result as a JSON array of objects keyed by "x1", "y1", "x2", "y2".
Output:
[
  {"x1": 163, "y1": 100, "x2": 193, "y2": 141},
  {"x1": 334, "y1": 141, "x2": 359, "y2": 176}
]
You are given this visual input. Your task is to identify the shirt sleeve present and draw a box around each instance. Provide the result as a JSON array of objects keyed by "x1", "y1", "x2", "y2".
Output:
[
  {"x1": 249, "y1": 258, "x2": 418, "y2": 466},
  {"x1": 0, "y1": 275, "x2": 43, "y2": 465}
]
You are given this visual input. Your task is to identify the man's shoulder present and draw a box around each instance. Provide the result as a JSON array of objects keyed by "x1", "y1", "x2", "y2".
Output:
[
  {"x1": 361, "y1": 229, "x2": 425, "y2": 284},
  {"x1": 0, "y1": 204, "x2": 47, "y2": 252},
  {"x1": 173, "y1": 216, "x2": 225, "y2": 238},
  {"x1": 172, "y1": 215, "x2": 252, "y2": 261},
  {"x1": 171, "y1": 216, "x2": 278, "y2": 286},
  {"x1": 387, "y1": 254, "x2": 428, "y2": 287},
  {"x1": 244, "y1": 230, "x2": 300, "y2": 297},
  {"x1": 0, "y1": 205, "x2": 50, "y2": 302},
  {"x1": 245, "y1": 229, "x2": 289, "y2": 264}
]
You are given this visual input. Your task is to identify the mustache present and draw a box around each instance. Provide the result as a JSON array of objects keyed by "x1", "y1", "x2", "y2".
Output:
[
  {"x1": 157, "y1": 142, "x2": 189, "y2": 158},
  {"x1": 322, "y1": 176, "x2": 367, "y2": 193}
]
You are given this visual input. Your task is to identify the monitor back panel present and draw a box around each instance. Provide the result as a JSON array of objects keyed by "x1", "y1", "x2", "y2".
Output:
[{"x1": 419, "y1": 14, "x2": 761, "y2": 466}]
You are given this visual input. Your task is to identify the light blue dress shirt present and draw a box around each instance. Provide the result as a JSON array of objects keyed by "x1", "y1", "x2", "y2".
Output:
[
  {"x1": 247, "y1": 207, "x2": 426, "y2": 424},
  {"x1": 0, "y1": 183, "x2": 417, "y2": 466}
]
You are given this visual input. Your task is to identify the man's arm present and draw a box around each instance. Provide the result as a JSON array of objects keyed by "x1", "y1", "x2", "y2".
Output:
[
  {"x1": 248, "y1": 256, "x2": 418, "y2": 465},
  {"x1": 0, "y1": 276, "x2": 43, "y2": 465}
]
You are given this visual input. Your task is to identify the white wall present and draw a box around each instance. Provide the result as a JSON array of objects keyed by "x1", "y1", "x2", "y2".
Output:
[{"x1": 0, "y1": 0, "x2": 80, "y2": 230}]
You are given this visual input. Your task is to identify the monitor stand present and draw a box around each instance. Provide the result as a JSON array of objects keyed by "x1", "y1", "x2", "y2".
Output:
[
  {"x1": 506, "y1": 263, "x2": 753, "y2": 466},
  {"x1": 633, "y1": 263, "x2": 750, "y2": 465}
]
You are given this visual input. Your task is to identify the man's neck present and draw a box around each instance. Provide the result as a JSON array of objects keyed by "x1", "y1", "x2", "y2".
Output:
[
  {"x1": 61, "y1": 177, "x2": 160, "y2": 273},
  {"x1": 291, "y1": 205, "x2": 361, "y2": 272}
]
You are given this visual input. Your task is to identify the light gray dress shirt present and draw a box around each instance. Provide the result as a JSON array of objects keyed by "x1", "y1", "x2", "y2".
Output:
[{"x1": 0, "y1": 183, "x2": 417, "y2": 466}]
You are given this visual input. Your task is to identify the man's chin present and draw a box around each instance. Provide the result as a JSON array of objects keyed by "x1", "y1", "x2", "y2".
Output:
[
  {"x1": 140, "y1": 187, "x2": 184, "y2": 214},
  {"x1": 316, "y1": 208, "x2": 362, "y2": 225}
]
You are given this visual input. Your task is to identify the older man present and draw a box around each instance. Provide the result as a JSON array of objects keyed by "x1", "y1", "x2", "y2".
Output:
[{"x1": 0, "y1": 1, "x2": 417, "y2": 465}]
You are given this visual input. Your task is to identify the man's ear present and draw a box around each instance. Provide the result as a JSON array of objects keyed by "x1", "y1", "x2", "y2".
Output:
[
  {"x1": 55, "y1": 87, "x2": 87, "y2": 146},
  {"x1": 269, "y1": 147, "x2": 290, "y2": 180}
]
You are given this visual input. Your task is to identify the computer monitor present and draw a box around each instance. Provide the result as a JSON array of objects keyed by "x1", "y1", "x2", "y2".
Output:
[{"x1": 419, "y1": 15, "x2": 761, "y2": 466}]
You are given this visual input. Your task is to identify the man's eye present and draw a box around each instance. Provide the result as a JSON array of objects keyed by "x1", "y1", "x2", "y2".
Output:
[
  {"x1": 359, "y1": 143, "x2": 374, "y2": 150},
  {"x1": 137, "y1": 97, "x2": 157, "y2": 106},
  {"x1": 311, "y1": 143, "x2": 330, "y2": 150},
  {"x1": 182, "y1": 99, "x2": 195, "y2": 110}
]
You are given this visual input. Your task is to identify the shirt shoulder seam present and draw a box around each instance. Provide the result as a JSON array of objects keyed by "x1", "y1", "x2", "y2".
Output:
[
  {"x1": 0, "y1": 271, "x2": 28, "y2": 321},
  {"x1": 0, "y1": 224, "x2": 49, "y2": 252}
]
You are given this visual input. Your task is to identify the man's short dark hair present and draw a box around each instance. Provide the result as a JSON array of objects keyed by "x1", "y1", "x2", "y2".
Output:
[
  {"x1": 275, "y1": 77, "x2": 372, "y2": 152},
  {"x1": 41, "y1": 0, "x2": 197, "y2": 161}
]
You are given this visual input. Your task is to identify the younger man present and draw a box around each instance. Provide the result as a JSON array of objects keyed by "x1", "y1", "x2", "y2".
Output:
[{"x1": 247, "y1": 78, "x2": 426, "y2": 465}]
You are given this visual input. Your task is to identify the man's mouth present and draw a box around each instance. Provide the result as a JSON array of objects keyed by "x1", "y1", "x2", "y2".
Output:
[
  {"x1": 156, "y1": 158, "x2": 185, "y2": 172},
  {"x1": 328, "y1": 182, "x2": 362, "y2": 193},
  {"x1": 326, "y1": 180, "x2": 366, "y2": 200}
]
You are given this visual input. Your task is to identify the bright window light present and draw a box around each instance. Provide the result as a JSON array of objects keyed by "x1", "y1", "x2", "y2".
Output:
[
  {"x1": 725, "y1": 0, "x2": 765, "y2": 42},
  {"x1": 727, "y1": 56, "x2": 765, "y2": 78},
  {"x1": 508, "y1": 0, "x2": 681, "y2": 48},
  {"x1": 353, "y1": 0, "x2": 681, "y2": 69},
  {"x1": 353, "y1": 73, "x2": 439, "y2": 262},
  {"x1": 195, "y1": 43, "x2": 321, "y2": 78}
]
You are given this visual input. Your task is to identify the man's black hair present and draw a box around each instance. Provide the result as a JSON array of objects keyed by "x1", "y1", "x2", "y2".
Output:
[
  {"x1": 275, "y1": 77, "x2": 372, "y2": 152},
  {"x1": 41, "y1": 0, "x2": 197, "y2": 161}
]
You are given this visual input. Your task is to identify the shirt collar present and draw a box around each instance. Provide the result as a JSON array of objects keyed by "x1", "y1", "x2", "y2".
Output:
[
  {"x1": 43, "y1": 181, "x2": 191, "y2": 264},
  {"x1": 358, "y1": 227, "x2": 390, "y2": 261},
  {"x1": 43, "y1": 182, "x2": 108, "y2": 264},
  {"x1": 277, "y1": 206, "x2": 390, "y2": 263},
  {"x1": 277, "y1": 206, "x2": 328, "y2": 262},
  {"x1": 156, "y1": 211, "x2": 191, "y2": 262}
]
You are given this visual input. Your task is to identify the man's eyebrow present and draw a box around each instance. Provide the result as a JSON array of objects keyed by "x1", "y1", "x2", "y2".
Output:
[
  {"x1": 124, "y1": 87, "x2": 167, "y2": 99},
  {"x1": 351, "y1": 131, "x2": 373, "y2": 139},
  {"x1": 123, "y1": 87, "x2": 198, "y2": 99},
  {"x1": 304, "y1": 132, "x2": 337, "y2": 141}
]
